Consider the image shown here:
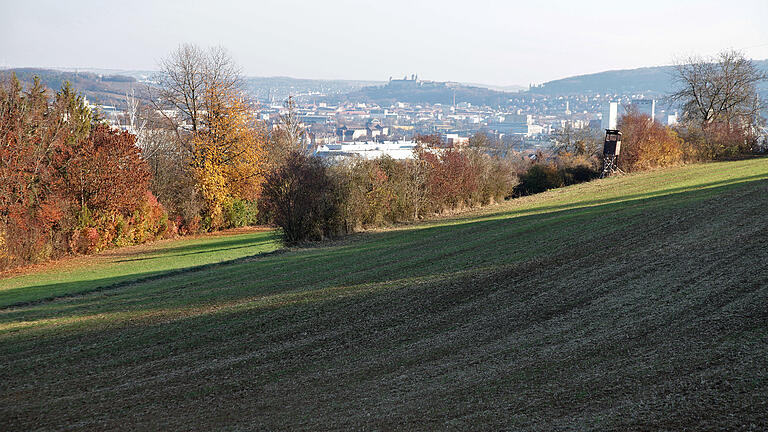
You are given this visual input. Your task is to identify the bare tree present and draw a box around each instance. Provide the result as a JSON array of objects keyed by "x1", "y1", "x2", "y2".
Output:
[
  {"x1": 124, "y1": 89, "x2": 146, "y2": 135},
  {"x1": 153, "y1": 44, "x2": 207, "y2": 134},
  {"x1": 552, "y1": 124, "x2": 600, "y2": 156},
  {"x1": 204, "y1": 46, "x2": 241, "y2": 94},
  {"x1": 151, "y1": 44, "x2": 241, "y2": 136},
  {"x1": 279, "y1": 95, "x2": 306, "y2": 150},
  {"x1": 670, "y1": 49, "x2": 766, "y2": 129},
  {"x1": 266, "y1": 95, "x2": 311, "y2": 167}
]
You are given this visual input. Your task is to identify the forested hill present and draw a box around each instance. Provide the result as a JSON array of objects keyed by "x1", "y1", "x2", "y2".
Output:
[
  {"x1": 335, "y1": 79, "x2": 514, "y2": 107},
  {"x1": 530, "y1": 60, "x2": 768, "y2": 96},
  {"x1": 0, "y1": 68, "x2": 148, "y2": 107},
  {"x1": 244, "y1": 76, "x2": 382, "y2": 102}
]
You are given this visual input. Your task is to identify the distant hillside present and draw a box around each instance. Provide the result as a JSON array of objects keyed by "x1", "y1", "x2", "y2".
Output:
[
  {"x1": 531, "y1": 60, "x2": 768, "y2": 96},
  {"x1": 462, "y1": 82, "x2": 526, "y2": 93},
  {"x1": 1, "y1": 68, "x2": 148, "y2": 107},
  {"x1": 55, "y1": 67, "x2": 157, "y2": 82},
  {"x1": 336, "y1": 79, "x2": 514, "y2": 107},
  {"x1": 244, "y1": 76, "x2": 382, "y2": 103},
  {"x1": 1, "y1": 68, "x2": 378, "y2": 108}
]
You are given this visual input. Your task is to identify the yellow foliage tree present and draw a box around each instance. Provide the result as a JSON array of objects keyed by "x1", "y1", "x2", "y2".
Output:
[{"x1": 191, "y1": 84, "x2": 267, "y2": 226}]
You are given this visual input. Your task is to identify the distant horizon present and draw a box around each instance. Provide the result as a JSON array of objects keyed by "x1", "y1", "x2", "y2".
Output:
[
  {"x1": 2, "y1": 0, "x2": 766, "y2": 87},
  {"x1": 4, "y1": 57, "x2": 767, "y2": 90}
]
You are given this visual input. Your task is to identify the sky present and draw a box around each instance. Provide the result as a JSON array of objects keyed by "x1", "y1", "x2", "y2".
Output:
[{"x1": 1, "y1": 0, "x2": 766, "y2": 86}]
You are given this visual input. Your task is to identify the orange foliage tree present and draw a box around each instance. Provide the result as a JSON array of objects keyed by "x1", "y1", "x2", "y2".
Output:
[
  {"x1": 618, "y1": 112, "x2": 685, "y2": 172},
  {"x1": 58, "y1": 125, "x2": 150, "y2": 215},
  {"x1": 1, "y1": 75, "x2": 167, "y2": 268}
]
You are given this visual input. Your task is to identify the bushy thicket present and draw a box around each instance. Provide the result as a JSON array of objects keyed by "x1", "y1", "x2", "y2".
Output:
[
  {"x1": 0, "y1": 76, "x2": 171, "y2": 270},
  {"x1": 259, "y1": 148, "x2": 517, "y2": 243},
  {"x1": 259, "y1": 152, "x2": 344, "y2": 243},
  {"x1": 618, "y1": 112, "x2": 763, "y2": 171},
  {"x1": 335, "y1": 148, "x2": 516, "y2": 232},
  {"x1": 514, "y1": 162, "x2": 600, "y2": 196},
  {"x1": 676, "y1": 121, "x2": 763, "y2": 161},
  {"x1": 618, "y1": 113, "x2": 686, "y2": 172}
]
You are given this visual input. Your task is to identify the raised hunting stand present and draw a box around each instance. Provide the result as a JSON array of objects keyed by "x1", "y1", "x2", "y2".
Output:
[{"x1": 600, "y1": 129, "x2": 624, "y2": 178}]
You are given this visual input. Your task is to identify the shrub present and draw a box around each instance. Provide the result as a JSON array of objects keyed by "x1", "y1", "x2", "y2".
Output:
[
  {"x1": 468, "y1": 149, "x2": 517, "y2": 205},
  {"x1": 562, "y1": 164, "x2": 600, "y2": 185},
  {"x1": 222, "y1": 199, "x2": 259, "y2": 228},
  {"x1": 378, "y1": 156, "x2": 429, "y2": 222},
  {"x1": 341, "y1": 159, "x2": 393, "y2": 228},
  {"x1": 676, "y1": 121, "x2": 760, "y2": 161},
  {"x1": 515, "y1": 164, "x2": 563, "y2": 195},
  {"x1": 618, "y1": 113, "x2": 685, "y2": 171},
  {"x1": 419, "y1": 148, "x2": 480, "y2": 212},
  {"x1": 259, "y1": 152, "x2": 343, "y2": 243}
]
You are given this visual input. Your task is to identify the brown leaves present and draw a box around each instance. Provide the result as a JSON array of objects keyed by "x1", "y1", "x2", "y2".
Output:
[
  {"x1": 59, "y1": 125, "x2": 151, "y2": 215},
  {"x1": 618, "y1": 113, "x2": 684, "y2": 172},
  {"x1": 0, "y1": 76, "x2": 162, "y2": 268}
]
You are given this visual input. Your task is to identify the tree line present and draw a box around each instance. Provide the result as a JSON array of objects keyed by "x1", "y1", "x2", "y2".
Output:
[
  {"x1": 518, "y1": 49, "x2": 766, "y2": 194},
  {"x1": 1, "y1": 47, "x2": 764, "y2": 268},
  {"x1": 0, "y1": 78, "x2": 167, "y2": 268}
]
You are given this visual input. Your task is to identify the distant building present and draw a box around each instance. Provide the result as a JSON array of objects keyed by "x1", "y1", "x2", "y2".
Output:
[
  {"x1": 631, "y1": 99, "x2": 656, "y2": 121},
  {"x1": 336, "y1": 126, "x2": 368, "y2": 141},
  {"x1": 588, "y1": 119, "x2": 603, "y2": 130},
  {"x1": 367, "y1": 124, "x2": 389, "y2": 139},
  {"x1": 315, "y1": 140, "x2": 418, "y2": 160},
  {"x1": 601, "y1": 102, "x2": 619, "y2": 130},
  {"x1": 444, "y1": 133, "x2": 469, "y2": 147},
  {"x1": 301, "y1": 115, "x2": 330, "y2": 125},
  {"x1": 488, "y1": 113, "x2": 538, "y2": 136},
  {"x1": 665, "y1": 113, "x2": 678, "y2": 126}
]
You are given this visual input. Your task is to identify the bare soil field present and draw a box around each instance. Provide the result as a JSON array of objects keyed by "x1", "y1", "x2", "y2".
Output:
[{"x1": 1, "y1": 158, "x2": 767, "y2": 431}]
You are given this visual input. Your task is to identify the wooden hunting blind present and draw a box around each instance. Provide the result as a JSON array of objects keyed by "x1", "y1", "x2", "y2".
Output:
[
  {"x1": 600, "y1": 129, "x2": 624, "y2": 178},
  {"x1": 603, "y1": 129, "x2": 622, "y2": 156}
]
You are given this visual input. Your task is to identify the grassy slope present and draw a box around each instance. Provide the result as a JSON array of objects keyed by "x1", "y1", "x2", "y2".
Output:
[
  {"x1": 0, "y1": 229, "x2": 278, "y2": 307},
  {"x1": 1, "y1": 158, "x2": 767, "y2": 431}
]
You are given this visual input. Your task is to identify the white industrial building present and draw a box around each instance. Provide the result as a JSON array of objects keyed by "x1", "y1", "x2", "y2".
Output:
[
  {"x1": 315, "y1": 141, "x2": 418, "y2": 160},
  {"x1": 665, "y1": 113, "x2": 678, "y2": 125},
  {"x1": 631, "y1": 99, "x2": 656, "y2": 121},
  {"x1": 601, "y1": 102, "x2": 619, "y2": 130}
]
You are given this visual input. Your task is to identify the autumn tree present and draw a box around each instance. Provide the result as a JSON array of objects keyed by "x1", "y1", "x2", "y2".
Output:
[
  {"x1": 0, "y1": 75, "x2": 92, "y2": 265},
  {"x1": 670, "y1": 50, "x2": 767, "y2": 158},
  {"x1": 152, "y1": 44, "x2": 267, "y2": 230},
  {"x1": 58, "y1": 125, "x2": 150, "y2": 215},
  {"x1": 191, "y1": 84, "x2": 267, "y2": 227},
  {"x1": 618, "y1": 112, "x2": 684, "y2": 171}
]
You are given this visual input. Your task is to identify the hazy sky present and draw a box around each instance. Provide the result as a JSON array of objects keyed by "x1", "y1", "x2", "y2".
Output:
[{"x1": 1, "y1": 0, "x2": 766, "y2": 85}]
